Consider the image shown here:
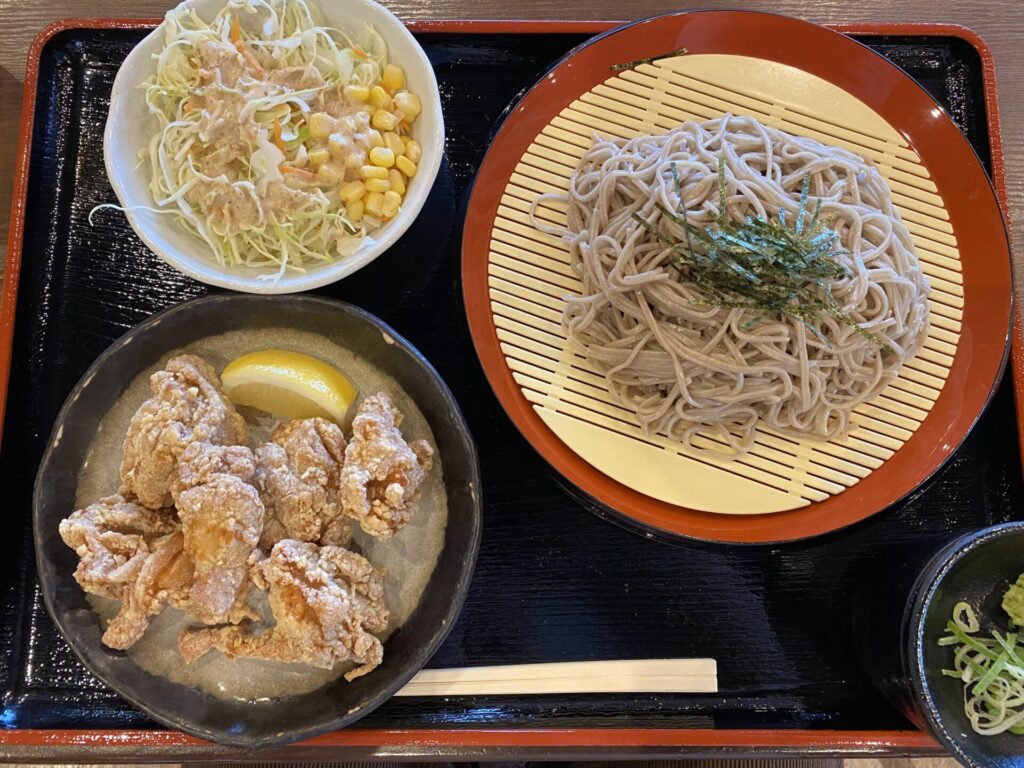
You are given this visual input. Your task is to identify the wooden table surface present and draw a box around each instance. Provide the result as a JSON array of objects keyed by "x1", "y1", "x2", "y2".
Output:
[{"x1": 1, "y1": 0, "x2": 1022, "y2": 293}]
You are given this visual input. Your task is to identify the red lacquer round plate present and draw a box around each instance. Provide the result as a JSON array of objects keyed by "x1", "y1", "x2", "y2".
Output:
[{"x1": 461, "y1": 11, "x2": 1012, "y2": 544}]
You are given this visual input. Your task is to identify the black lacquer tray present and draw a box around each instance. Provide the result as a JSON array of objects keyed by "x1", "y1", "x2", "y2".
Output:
[{"x1": 0, "y1": 18, "x2": 1018, "y2": 760}]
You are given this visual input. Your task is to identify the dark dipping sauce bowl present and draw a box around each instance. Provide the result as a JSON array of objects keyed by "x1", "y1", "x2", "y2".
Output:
[
  {"x1": 855, "y1": 522, "x2": 1024, "y2": 768},
  {"x1": 33, "y1": 294, "x2": 482, "y2": 748}
]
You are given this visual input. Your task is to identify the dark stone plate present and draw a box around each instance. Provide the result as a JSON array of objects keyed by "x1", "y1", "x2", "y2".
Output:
[{"x1": 32, "y1": 294, "x2": 481, "y2": 747}]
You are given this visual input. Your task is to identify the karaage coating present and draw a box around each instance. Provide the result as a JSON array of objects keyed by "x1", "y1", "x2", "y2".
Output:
[
  {"x1": 120, "y1": 355, "x2": 248, "y2": 509},
  {"x1": 339, "y1": 393, "x2": 434, "y2": 539},
  {"x1": 179, "y1": 539, "x2": 388, "y2": 680},
  {"x1": 59, "y1": 495, "x2": 176, "y2": 600},
  {"x1": 174, "y1": 442, "x2": 263, "y2": 625},
  {"x1": 103, "y1": 530, "x2": 192, "y2": 650},
  {"x1": 58, "y1": 495, "x2": 188, "y2": 649},
  {"x1": 254, "y1": 417, "x2": 350, "y2": 548}
]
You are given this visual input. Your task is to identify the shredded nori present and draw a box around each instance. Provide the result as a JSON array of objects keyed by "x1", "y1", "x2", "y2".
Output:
[{"x1": 632, "y1": 161, "x2": 892, "y2": 351}]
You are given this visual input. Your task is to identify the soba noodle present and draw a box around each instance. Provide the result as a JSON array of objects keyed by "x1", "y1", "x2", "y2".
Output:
[{"x1": 532, "y1": 115, "x2": 930, "y2": 456}]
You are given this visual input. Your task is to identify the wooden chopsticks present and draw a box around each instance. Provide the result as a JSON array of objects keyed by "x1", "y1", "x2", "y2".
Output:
[{"x1": 395, "y1": 659, "x2": 718, "y2": 696}]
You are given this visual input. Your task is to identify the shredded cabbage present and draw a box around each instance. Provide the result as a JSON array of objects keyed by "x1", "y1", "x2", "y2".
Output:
[{"x1": 108, "y1": 0, "x2": 399, "y2": 281}]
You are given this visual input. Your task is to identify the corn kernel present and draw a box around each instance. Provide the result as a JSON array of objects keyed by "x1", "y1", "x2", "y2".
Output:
[
  {"x1": 395, "y1": 155, "x2": 417, "y2": 177},
  {"x1": 328, "y1": 132, "x2": 351, "y2": 159},
  {"x1": 316, "y1": 161, "x2": 345, "y2": 185},
  {"x1": 344, "y1": 150, "x2": 367, "y2": 169},
  {"x1": 344, "y1": 84, "x2": 370, "y2": 102},
  {"x1": 369, "y1": 85, "x2": 392, "y2": 110},
  {"x1": 382, "y1": 63, "x2": 405, "y2": 91},
  {"x1": 394, "y1": 91, "x2": 421, "y2": 119},
  {"x1": 359, "y1": 164, "x2": 388, "y2": 180},
  {"x1": 365, "y1": 178, "x2": 390, "y2": 193},
  {"x1": 404, "y1": 139, "x2": 422, "y2": 164},
  {"x1": 365, "y1": 191, "x2": 385, "y2": 217},
  {"x1": 308, "y1": 148, "x2": 330, "y2": 167},
  {"x1": 382, "y1": 190, "x2": 401, "y2": 219},
  {"x1": 340, "y1": 180, "x2": 366, "y2": 203},
  {"x1": 384, "y1": 131, "x2": 405, "y2": 156},
  {"x1": 388, "y1": 168, "x2": 406, "y2": 195},
  {"x1": 371, "y1": 109, "x2": 398, "y2": 132},
  {"x1": 366, "y1": 129, "x2": 384, "y2": 149},
  {"x1": 369, "y1": 147, "x2": 396, "y2": 168},
  {"x1": 308, "y1": 112, "x2": 336, "y2": 139},
  {"x1": 346, "y1": 199, "x2": 364, "y2": 222}
]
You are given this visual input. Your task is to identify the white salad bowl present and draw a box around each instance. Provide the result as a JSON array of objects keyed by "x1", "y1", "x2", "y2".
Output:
[{"x1": 104, "y1": 0, "x2": 444, "y2": 294}]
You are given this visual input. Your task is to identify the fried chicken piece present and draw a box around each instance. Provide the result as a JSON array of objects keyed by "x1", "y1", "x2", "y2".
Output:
[
  {"x1": 254, "y1": 418, "x2": 350, "y2": 548},
  {"x1": 59, "y1": 495, "x2": 188, "y2": 649},
  {"x1": 59, "y1": 495, "x2": 176, "y2": 600},
  {"x1": 179, "y1": 540, "x2": 388, "y2": 680},
  {"x1": 120, "y1": 354, "x2": 248, "y2": 509},
  {"x1": 339, "y1": 393, "x2": 434, "y2": 539},
  {"x1": 174, "y1": 442, "x2": 263, "y2": 625},
  {"x1": 102, "y1": 530, "x2": 192, "y2": 650},
  {"x1": 171, "y1": 441, "x2": 257, "y2": 504}
]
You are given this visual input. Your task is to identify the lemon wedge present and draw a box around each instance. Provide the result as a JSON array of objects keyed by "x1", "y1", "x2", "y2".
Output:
[{"x1": 221, "y1": 350, "x2": 357, "y2": 424}]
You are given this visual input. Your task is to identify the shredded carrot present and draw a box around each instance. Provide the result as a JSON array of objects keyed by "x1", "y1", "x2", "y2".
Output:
[
  {"x1": 229, "y1": 17, "x2": 265, "y2": 76},
  {"x1": 272, "y1": 118, "x2": 285, "y2": 151},
  {"x1": 400, "y1": 120, "x2": 411, "y2": 133},
  {"x1": 353, "y1": 46, "x2": 368, "y2": 59},
  {"x1": 235, "y1": 41, "x2": 265, "y2": 76},
  {"x1": 280, "y1": 164, "x2": 317, "y2": 182}
]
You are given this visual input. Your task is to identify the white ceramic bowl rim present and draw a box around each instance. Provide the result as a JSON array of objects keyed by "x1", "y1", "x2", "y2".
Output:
[{"x1": 102, "y1": 0, "x2": 444, "y2": 294}]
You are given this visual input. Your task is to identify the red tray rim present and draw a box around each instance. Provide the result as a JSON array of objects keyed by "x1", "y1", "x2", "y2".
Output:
[{"x1": 1, "y1": 16, "x2": 1013, "y2": 756}]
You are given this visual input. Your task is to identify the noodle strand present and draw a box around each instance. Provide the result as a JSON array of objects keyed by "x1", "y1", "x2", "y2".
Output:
[{"x1": 533, "y1": 115, "x2": 931, "y2": 457}]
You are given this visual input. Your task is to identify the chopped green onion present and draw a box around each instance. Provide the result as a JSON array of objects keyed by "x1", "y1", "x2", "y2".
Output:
[{"x1": 939, "y1": 592, "x2": 1024, "y2": 736}]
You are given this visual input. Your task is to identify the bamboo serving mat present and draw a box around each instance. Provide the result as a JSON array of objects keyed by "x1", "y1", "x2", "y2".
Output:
[{"x1": 487, "y1": 54, "x2": 962, "y2": 514}]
